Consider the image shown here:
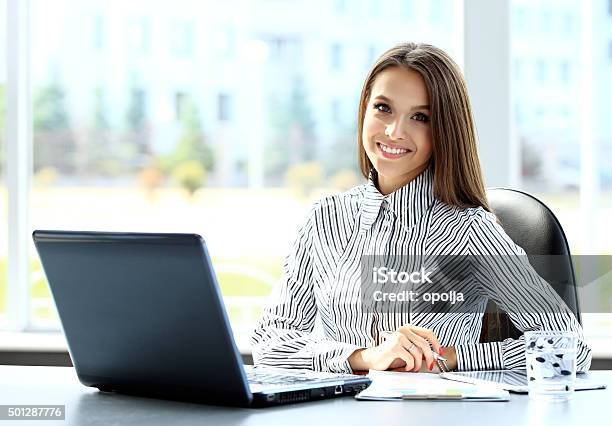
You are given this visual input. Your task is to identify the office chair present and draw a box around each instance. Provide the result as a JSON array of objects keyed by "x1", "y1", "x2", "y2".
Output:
[{"x1": 479, "y1": 188, "x2": 581, "y2": 343}]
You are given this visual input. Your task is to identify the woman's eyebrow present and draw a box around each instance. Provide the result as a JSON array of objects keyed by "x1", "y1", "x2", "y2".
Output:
[{"x1": 372, "y1": 94, "x2": 430, "y2": 111}]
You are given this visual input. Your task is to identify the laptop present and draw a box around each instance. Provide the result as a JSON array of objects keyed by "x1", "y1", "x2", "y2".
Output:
[
  {"x1": 440, "y1": 370, "x2": 607, "y2": 393},
  {"x1": 32, "y1": 230, "x2": 371, "y2": 407}
]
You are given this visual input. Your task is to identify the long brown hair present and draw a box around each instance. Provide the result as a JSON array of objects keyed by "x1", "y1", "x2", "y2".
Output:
[{"x1": 357, "y1": 42, "x2": 491, "y2": 212}]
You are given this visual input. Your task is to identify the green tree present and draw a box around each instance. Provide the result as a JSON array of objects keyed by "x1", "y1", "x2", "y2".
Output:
[
  {"x1": 265, "y1": 75, "x2": 317, "y2": 184},
  {"x1": 33, "y1": 82, "x2": 76, "y2": 173},
  {"x1": 126, "y1": 87, "x2": 145, "y2": 132},
  {"x1": 288, "y1": 76, "x2": 316, "y2": 162},
  {"x1": 162, "y1": 97, "x2": 214, "y2": 175},
  {"x1": 88, "y1": 86, "x2": 120, "y2": 176},
  {"x1": 265, "y1": 94, "x2": 291, "y2": 182},
  {"x1": 324, "y1": 122, "x2": 360, "y2": 178},
  {"x1": 330, "y1": 169, "x2": 360, "y2": 192},
  {"x1": 285, "y1": 162, "x2": 324, "y2": 198},
  {"x1": 172, "y1": 160, "x2": 206, "y2": 197},
  {"x1": 122, "y1": 85, "x2": 150, "y2": 168},
  {"x1": 34, "y1": 83, "x2": 71, "y2": 131},
  {"x1": 93, "y1": 86, "x2": 110, "y2": 131}
]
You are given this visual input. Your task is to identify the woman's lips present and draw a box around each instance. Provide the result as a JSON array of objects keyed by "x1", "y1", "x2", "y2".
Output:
[{"x1": 376, "y1": 142, "x2": 413, "y2": 159}]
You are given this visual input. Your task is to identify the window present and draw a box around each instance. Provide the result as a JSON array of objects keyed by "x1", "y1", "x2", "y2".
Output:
[
  {"x1": 174, "y1": 91, "x2": 186, "y2": 121},
  {"x1": 331, "y1": 43, "x2": 342, "y2": 71},
  {"x1": 331, "y1": 99, "x2": 340, "y2": 123},
  {"x1": 127, "y1": 16, "x2": 150, "y2": 53},
  {"x1": 4, "y1": 0, "x2": 609, "y2": 349},
  {"x1": 563, "y1": 13, "x2": 573, "y2": 33},
  {"x1": 368, "y1": 0, "x2": 380, "y2": 18},
  {"x1": 212, "y1": 30, "x2": 234, "y2": 58},
  {"x1": 170, "y1": 21, "x2": 194, "y2": 58},
  {"x1": 366, "y1": 45, "x2": 377, "y2": 69},
  {"x1": 401, "y1": 0, "x2": 417, "y2": 20},
  {"x1": 514, "y1": 58, "x2": 523, "y2": 80},
  {"x1": 559, "y1": 61, "x2": 570, "y2": 84},
  {"x1": 535, "y1": 59, "x2": 547, "y2": 83},
  {"x1": 515, "y1": 6, "x2": 527, "y2": 32},
  {"x1": 511, "y1": 0, "x2": 612, "y2": 343},
  {"x1": 541, "y1": 11, "x2": 552, "y2": 32},
  {"x1": 1, "y1": 0, "x2": 460, "y2": 337},
  {"x1": 217, "y1": 93, "x2": 231, "y2": 122},
  {"x1": 333, "y1": 0, "x2": 346, "y2": 15},
  {"x1": 514, "y1": 104, "x2": 523, "y2": 124},
  {"x1": 429, "y1": 0, "x2": 443, "y2": 22},
  {"x1": 92, "y1": 14, "x2": 104, "y2": 51},
  {"x1": 268, "y1": 37, "x2": 287, "y2": 62}
]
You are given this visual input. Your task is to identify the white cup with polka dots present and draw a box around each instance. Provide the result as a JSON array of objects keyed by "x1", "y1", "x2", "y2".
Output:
[{"x1": 524, "y1": 330, "x2": 578, "y2": 401}]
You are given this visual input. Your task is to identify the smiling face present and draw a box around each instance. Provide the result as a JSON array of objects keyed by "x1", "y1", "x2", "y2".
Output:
[{"x1": 361, "y1": 66, "x2": 433, "y2": 195}]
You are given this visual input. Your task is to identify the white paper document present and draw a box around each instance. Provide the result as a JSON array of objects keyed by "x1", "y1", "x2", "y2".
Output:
[{"x1": 355, "y1": 370, "x2": 509, "y2": 401}]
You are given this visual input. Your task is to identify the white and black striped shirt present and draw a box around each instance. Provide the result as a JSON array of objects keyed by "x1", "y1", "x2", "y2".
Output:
[{"x1": 251, "y1": 166, "x2": 592, "y2": 373}]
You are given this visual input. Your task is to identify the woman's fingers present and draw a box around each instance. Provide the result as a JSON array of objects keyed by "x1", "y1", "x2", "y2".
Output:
[
  {"x1": 409, "y1": 331, "x2": 434, "y2": 370},
  {"x1": 387, "y1": 357, "x2": 407, "y2": 370},
  {"x1": 399, "y1": 335, "x2": 423, "y2": 372},
  {"x1": 398, "y1": 327, "x2": 435, "y2": 370},
  {"x1": 394, "y1": 347, "x2": 415, "y2": 372},
  {"x1": 377, "y1": 330, "x2": 442, "y2": 373},
  {"x1": 387, "y1": 333, "x2": 415, "y2": 371},
  {"x1": 410, "y1": 326, "x2": 442, "y2": 354},
  {"x1": 389, "y1": 366, "x2": 408, "y2": 372}
]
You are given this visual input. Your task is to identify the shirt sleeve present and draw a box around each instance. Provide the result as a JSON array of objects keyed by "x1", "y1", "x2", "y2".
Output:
[
  {"x1": 250, "y1": 201, "x2": 362, "y2": 373},
  {"x1": 454, "y1": 209, "x2": 592, "y2": 373}
]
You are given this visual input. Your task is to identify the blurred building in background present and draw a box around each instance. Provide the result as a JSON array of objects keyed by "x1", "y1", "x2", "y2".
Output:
[
  {"x1": 0, "y1": 0, "x2": 610, "y2": 335},
  {"x1": 512, "y1": 0, "x2": 612, "y2": 192},
  {"x1": 22, "y1": 0, "x2": 612, "y2": 192},
  {"x1": 26, "y1": 0, "x2": 460, "y2": 188}
]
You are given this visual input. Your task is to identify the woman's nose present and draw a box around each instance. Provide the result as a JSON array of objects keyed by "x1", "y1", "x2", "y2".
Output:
[{"x1": 385, "y1": 119, "x2": 409, "y2": 140}]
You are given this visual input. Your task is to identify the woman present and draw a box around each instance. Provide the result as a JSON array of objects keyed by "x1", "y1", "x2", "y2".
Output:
[{"x1": 251, "y1": 42, "x2": 592, "y2": 374}]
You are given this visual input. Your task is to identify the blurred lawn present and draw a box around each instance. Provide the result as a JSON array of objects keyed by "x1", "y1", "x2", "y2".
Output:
[
  {"x1": 2, "y1": 186, "x2": 611, "y2": 323},
  {"x1": 0, "y1": 255, "x2": 281, "y2": 321}
]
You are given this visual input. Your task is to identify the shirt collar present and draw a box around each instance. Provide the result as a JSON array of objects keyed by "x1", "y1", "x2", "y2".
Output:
[{"x1": 360, "y1": 165, "x2": 435, "y2": 233}]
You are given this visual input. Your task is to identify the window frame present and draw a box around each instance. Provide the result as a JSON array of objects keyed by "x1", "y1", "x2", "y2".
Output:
[{"x1": 1, "y1": 0, "x2": 609, "y2": 360}]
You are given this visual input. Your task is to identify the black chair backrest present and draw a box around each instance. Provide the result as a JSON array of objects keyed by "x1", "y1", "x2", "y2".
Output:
[{"x1": 480, "y1": 188, "x2": 581, "y2": 343}]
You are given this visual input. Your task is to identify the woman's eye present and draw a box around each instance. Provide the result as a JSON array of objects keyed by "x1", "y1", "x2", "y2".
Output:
[
  {"x1": 412, "y1": 112, "x2": 430, "y2": 123},
  {"x1": 373, "y1": 102, "x2": 391, "y2": 113}
]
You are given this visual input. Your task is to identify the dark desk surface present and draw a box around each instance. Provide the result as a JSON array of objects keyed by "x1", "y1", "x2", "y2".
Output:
[{"x1": 0, "y1": 366, "x2": 610, "y2": 426}]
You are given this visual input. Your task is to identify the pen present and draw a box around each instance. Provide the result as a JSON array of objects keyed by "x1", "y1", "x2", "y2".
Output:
[
  {"x1": 432, "y1": 351, "x2": 447, "y2": 362},
  {"x1": 379, "y1": 331, "x2": 448, "y2": 366},
  {"x1": 432, "y1": 351, "x2": 450, "y2": 372}
]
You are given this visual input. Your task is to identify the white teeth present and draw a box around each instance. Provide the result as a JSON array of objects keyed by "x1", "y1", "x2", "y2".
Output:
[{"x1": 379, "y1": 143, "x2": 408, "y2": 155}]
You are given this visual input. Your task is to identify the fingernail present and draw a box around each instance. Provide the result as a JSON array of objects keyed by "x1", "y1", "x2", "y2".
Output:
[
  {"x1": 428, "y1": 362, "x2": 433, "y2": 371},
  {"x1": 439, "y1": 347, "x2": 444, "y2": 356}
]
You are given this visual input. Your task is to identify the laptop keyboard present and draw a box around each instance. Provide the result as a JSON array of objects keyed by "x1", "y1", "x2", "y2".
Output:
[{"x1": 246, "y1": 366, "x2": 358, "y2": 386}]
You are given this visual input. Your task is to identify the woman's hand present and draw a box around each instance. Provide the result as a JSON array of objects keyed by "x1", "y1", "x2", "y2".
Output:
[{"x1": 348, "y1": 325, "x2": 443, "y2": 372}]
